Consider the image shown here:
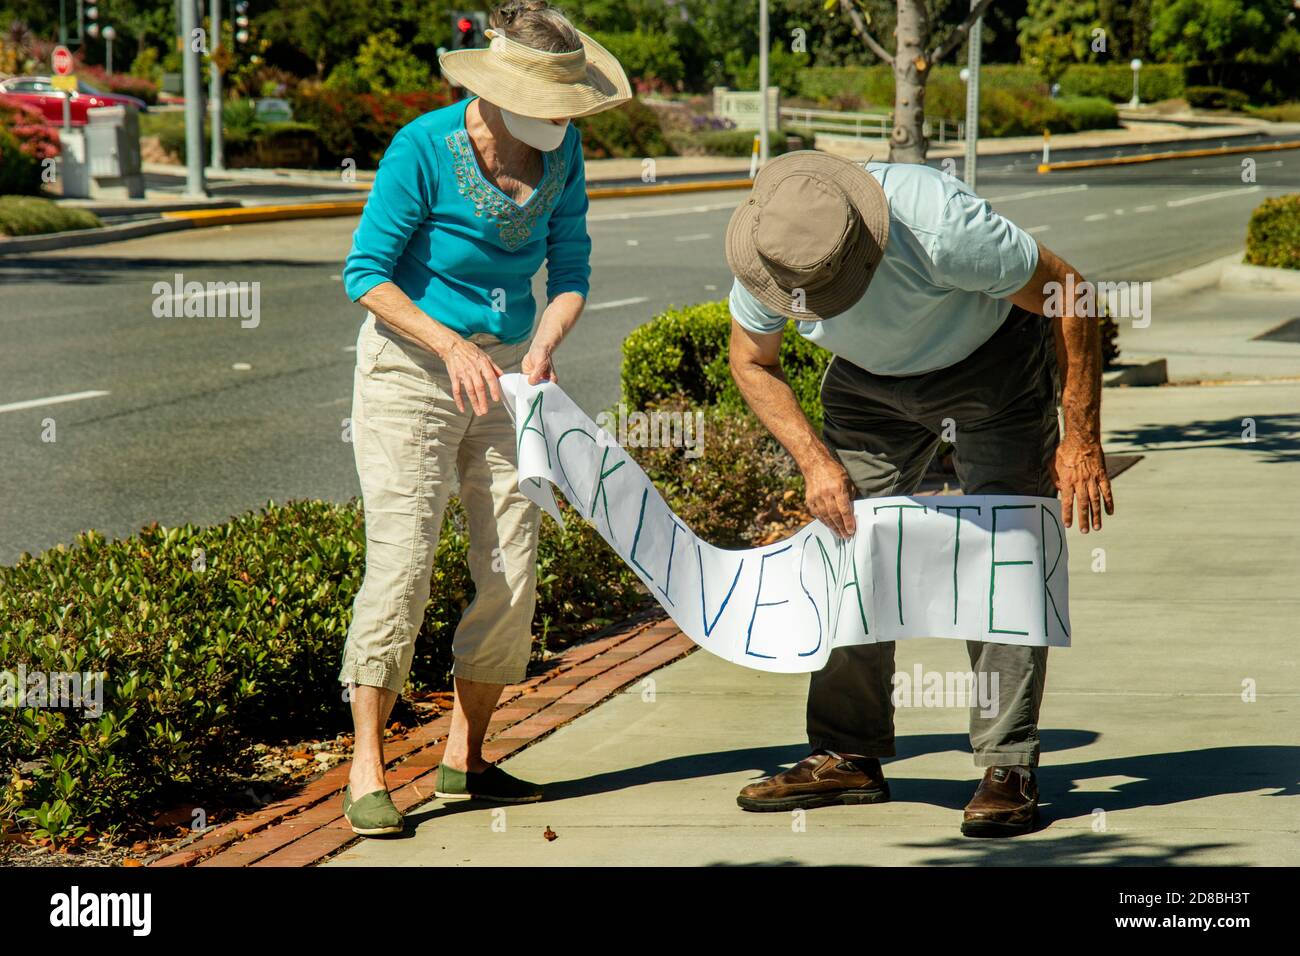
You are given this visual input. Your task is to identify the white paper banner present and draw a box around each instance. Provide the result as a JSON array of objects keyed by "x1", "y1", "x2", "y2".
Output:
[{"x1": 501, "y1": 374, "x2": 1070, "y2": 674}]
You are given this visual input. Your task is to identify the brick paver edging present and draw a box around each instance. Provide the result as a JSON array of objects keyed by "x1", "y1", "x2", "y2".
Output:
[{"x1": 148, "y1": 616, "x2": 694, "y2": 868}]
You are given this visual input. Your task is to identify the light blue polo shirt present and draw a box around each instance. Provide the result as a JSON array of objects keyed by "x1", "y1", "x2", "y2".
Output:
[{"x1": 729, "y1": 161, "x2": 1039, "y2": 376}]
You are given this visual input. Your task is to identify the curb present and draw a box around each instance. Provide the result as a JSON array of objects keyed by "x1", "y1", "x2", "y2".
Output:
[
  {"x1": 0, "y1": 217, "x2": 194, "y2": 256},
  {"x1": 1104, "y1": 358, "x2": 1168, "y2": 388},
  {"x1": 1037, "y1": 138, "x2": 1300, "y2": 173},
  {"x1": 160, "y1": 200, "x2": 366, "y2": 226},
  {"x1": 1221, "y1": 260, "x2": 1300, "y2": 294},
  {"x1": 587, "y1": 178, "x2": 752, "y2": 199},
  {"x1": 145, "y1": 614, "x2": 693, "y2": 868}
]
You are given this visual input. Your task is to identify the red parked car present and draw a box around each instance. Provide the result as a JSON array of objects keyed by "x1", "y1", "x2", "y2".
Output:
[{"x1": 0, "y1": 75, "x2": 148, "y2": 125}]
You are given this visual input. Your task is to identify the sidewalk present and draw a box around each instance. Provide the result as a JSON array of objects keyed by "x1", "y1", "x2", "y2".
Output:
[{"x1": 324, "y1": 378, "x2": 1300, "y2": 867}]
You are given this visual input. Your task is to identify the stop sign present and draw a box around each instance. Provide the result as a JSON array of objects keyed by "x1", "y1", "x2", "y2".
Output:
[{"x1": 52, "y1": 45, "x2": 74, "y2": 76}]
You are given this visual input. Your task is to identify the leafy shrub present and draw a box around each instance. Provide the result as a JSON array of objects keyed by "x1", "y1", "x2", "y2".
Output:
[
  {"x1": 621, "y1": 300, "x2": 830, "y2": 430},
  {"x1": 1184, "y1": 86, "x2": 1250, "y2": 111},
  {"x1": 0, "y1": 493, "x2": 644, "y2": 838},
  {"x1": 78, "y1": 64, "x2": 159, "y2": 105},
  {"x1": 576, "y1": 97, "x2": 672, "y2": 159},
  {"x1": 0, "y1": 129, "x2": 39, "y2": 196},
  {"x1": 590, "y1": 30, "x2": 684, "y2": 87},
  {"x1": 666, "y1": 125, "x2": 813, "y2": 157},
  {"x1": 0, "y1": 96, "x2": 59, "y2": 194},
  {"x1": 0, "y1": 195, "x2": 101, "y2": 236},
  {"x1": 1247, "y1": 101, "x2": 1300, "y2": 123},
  {"x1": 1244, "y1": 194, "x2": 1300, "y2": 270},
  {"x1": 630, "y1": 396, "x2": 803, "y2": 550},
  {"x1": 291, "y1": 86, "x2": 453, "y2": 167},
  {"x1": 1059, "y1": 63, "x2": 1185, "y2": 103}
]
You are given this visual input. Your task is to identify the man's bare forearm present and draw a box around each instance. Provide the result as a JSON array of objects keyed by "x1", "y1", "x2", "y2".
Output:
[
  {"x1": 358, "y1": 281, "x2": 460, "y2": 359},
  {"x1": 730, "y1": 357, "x2": 834, "y2": 473}
]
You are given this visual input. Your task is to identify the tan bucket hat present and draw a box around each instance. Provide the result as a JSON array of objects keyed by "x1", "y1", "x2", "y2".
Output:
[
  {"x1": 438, "y1": 29, "x2": 632, "y2": 120},
  {"x1": 725, "y1": 150, "x2": 890, "y2": 321}
]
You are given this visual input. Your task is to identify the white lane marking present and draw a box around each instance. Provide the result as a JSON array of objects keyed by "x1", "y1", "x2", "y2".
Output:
[
  {"x1": 343, "y1": 345, "x2": 357, "y2": 352},
  {"x1": 1166, "y1": 185, "x2": 1261, "y2": 208},
  {"x1": 674, "y1": 233, "x2": 712, "y2": 242},
  {"x1": 586, "y1": 296, "x2": 650, "y2": 311},
  {"x1": 986, "y1": 184, "x2": 1090, "y2": 203},
  {"x1": 588, "y1": 201, "x2": 738, "y2": 223},
  {"x1": 1084, "y1": 213, "x2": 1108, "y2": 221},
  {"x1": 1135, "y1": 205, "x2": 1156, "y2": 212},
  {"x1": 626, "y1": 239, "x2": 639, "y2": 246},
  {"x1": 0, "y1": 390, "x2": 110, "y2": 414},
  {"x1": 232, "y1": 363, "x2": 252, "y2": 371},
  {"x1": 1027, "y1": 225, "x2": 1051, "y2": 234}
]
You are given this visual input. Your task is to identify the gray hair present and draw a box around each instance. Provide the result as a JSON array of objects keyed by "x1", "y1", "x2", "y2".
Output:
[{"x1": 489, "y1": 1, "x2": 581, "y2": 54}]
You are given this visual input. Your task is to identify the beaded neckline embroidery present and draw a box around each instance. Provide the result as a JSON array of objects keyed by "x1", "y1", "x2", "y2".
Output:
[{"x1": 445, "y1": 128, "x2": 567, "y2": 251}]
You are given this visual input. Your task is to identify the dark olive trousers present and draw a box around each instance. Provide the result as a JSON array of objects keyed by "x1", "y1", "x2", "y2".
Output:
[{"x1": 808, "y1": 305, "x2": 1059, "y2": 768}]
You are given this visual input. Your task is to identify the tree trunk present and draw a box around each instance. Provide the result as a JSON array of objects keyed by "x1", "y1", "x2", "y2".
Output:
[{"x1": 891, "y1": 0, "x2": 931, "y2": 164}]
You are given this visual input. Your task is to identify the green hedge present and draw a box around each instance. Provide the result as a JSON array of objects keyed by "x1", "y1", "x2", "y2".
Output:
[
  {"x1": 576, "y1": 97, "x2": 673, "y2": 159},
  {"x1": 620, "y1": 300, "x2": 830, "y2": 430},
  {"x1": 1, "y1": 497, "x2": 641, "y2": 839},
  {"x1": 796, "y1": 65, "x2": 1117, "y2": 137},
  {"x1": 0, "y1": 196, "x2": 102, "y2": 237},
  {"x1": 1058, "y1": 63, "x2": 1185, "y2": 103},
  {"x1": 666, "y1": 126, "x2": 814, "y2": 157},
  {"x1": 1185, "y1": 86, "x2": 1250, "y2": 111},
  {"x1": 1245, "y1": 194, "x2": 1300, "y2": 270}
]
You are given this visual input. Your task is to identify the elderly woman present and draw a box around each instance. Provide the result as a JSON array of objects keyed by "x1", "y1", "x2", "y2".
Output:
[{"x1": 337, "y1": 1, "x2": 630, "y2": 835}]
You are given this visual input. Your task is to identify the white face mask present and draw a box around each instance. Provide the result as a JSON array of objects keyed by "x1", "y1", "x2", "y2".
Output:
[{"x1": 500, "y1": 108, "x2": 569, "y2": 152}]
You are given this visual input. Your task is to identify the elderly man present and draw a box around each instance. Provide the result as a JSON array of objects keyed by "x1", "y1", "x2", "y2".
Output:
[{"x1": 724, "y1": 151, "x2": 1114, "y2": 837}]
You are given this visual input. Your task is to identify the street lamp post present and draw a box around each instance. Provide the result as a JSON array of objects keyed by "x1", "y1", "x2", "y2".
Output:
[
  {"x1": 180, "y1": 0, "x2": 207, "y2": 196},
  {"x1": 1130, "y1": 58, "x2": 1142, "y2": 108},
  {"x1": 103, "y1": 25, "x2": 116, "y2": 74},
  {"x1": 209, "y1": 0, "x2": 224, "y2": 170},
  {"x1": 758, "y1": 0, "x2": 769, "y2": 167},
  {"x1": 963, "y1": 0, "x2": 982, "y2": 190}
]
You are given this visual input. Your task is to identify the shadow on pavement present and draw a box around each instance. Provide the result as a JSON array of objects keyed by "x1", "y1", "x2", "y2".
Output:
[
  {"x1": 0, "y1": 255, "x2": 323, "y2": 286},
  {"x1": 396, "y1": 738, "x2": 1298, "y2": 845},
  {"x1": 1107, "y1": 414, "x2": 1300, "y2": 464}
]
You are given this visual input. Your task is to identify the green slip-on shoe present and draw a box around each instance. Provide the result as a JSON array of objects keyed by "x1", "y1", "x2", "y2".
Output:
[
  {"x1": 342, "y1": 785, "x2": 404, "y2": 836},
  {"x1": 435, "y1": 763, "x2": 544, "y2": 804}
]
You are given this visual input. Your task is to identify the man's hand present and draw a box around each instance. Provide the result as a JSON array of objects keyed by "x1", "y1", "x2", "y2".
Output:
[
  {"x1": 1051, "y1": 435, "x2": 1114, "y2": 533},
  {"x1": 439, "y1": 338, "x2": 504, "y2": 415},
  {"x1": 521, "y1": 343, "x2": 558, "y2": 385},
  {"x1": 805, "y1": 456, "x2": 859, "y2": 539}
]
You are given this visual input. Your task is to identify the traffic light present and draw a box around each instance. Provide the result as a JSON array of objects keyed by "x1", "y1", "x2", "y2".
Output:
[{"x1": 450, "y1": 11, "x2": 487, "y2": 51}]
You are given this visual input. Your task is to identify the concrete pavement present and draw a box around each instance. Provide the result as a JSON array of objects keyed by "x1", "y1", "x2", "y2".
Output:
[{"x1": 327, "y1": 379, "x2": 1300, "y2": 866}]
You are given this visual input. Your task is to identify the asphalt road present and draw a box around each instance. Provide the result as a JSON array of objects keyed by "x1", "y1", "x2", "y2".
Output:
[{"x1": 2, "y1": 146, "x2": 1298, "y2": 561}]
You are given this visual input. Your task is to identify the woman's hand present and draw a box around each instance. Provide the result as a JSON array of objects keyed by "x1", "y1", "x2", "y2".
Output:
[
  {"x1": 440, "y1": 338, "x2": 504, "y2": 415},
  {"x1": 521, "y1": 342, "x2": 558, "y2": 385}
]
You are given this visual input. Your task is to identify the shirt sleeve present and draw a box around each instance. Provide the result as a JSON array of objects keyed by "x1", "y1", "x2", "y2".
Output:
[
  {"x1": 545, "y1": 127, "x2": 592, "y2": 300},
  {"x1": 342, "y1": 126, "x2": 434, "y2": 303},
  {"x1": 728, "y1": 277, "x2": 787, "y2": 334},
  {"x1": 931, "y1": 189, "x2": 1040, "y2": 298}
]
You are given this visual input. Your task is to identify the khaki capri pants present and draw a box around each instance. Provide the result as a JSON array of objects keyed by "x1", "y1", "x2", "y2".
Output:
[{"x1": 338, "y1": 314, "x2": 541, "y2": 693}]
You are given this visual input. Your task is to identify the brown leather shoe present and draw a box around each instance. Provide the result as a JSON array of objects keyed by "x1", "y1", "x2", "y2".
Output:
[
  {"x1": 737, "y1": 751, "x2": 889, "y2": 812},
  {"x1": 961, "y1": 766, "x2": 1039, "y2": 837}
]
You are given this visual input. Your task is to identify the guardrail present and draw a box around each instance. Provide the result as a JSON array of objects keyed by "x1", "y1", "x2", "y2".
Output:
[{"x1": 779, "y1": 106, "x2": 963, "y2": 143}]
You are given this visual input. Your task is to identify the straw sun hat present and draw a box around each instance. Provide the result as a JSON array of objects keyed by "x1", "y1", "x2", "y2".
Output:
[
  {"x1": 438, "y1": 28, "x2": 632, "y2": 120},
  {"x1": 726, "y1": 151, "x2": 891, "y2": 321}
]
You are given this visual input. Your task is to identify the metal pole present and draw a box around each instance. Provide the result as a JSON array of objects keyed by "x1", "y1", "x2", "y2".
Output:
[
  {"x1": 963, "y1": 0, "x2": 982, "y2": 190},
  {"x1": 209, "y1": 0, "x2": 224, "y2": 170},
  {"x1": 758, "y1": 0, "x2": 769, "y2": 165},
  {"x1": 181, "y1": 0, "x2": 207, "y2": 196},
  {"x1": 59, "y1": 0, "x2": 68, "y2": 44}
]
